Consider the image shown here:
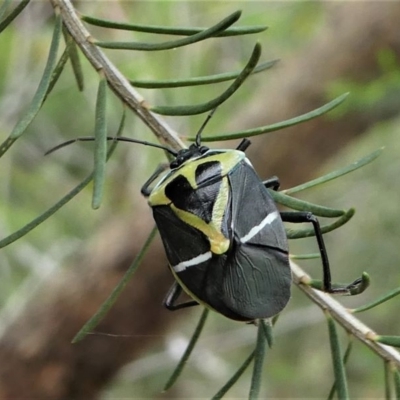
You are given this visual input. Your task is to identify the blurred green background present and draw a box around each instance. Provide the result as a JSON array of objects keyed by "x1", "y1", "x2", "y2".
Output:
[{"x1": 1, "y1": 1, "x2": 400, "y2": 399}]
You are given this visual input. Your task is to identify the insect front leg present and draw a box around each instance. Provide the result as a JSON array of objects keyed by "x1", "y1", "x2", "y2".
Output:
[
  {"x1": 141, "y1": 163, "x2": 169, "y2": 197},
  {"x1": 280, "y1": 211, "x2": 363, "y2": 295},
  {"x1": 163, "y1": 281, "x2": 199, "y2": 311}
]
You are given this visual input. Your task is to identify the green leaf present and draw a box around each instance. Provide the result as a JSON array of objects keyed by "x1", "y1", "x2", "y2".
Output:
[
  {"x1": 82, "y1": 13, "x2": 267, "y2": 36},
  {"x1": 129, "y1": 60, "x2": 278, "y2": 89},
  {"x1": 0, "y1": 175, "x2": 92, "y2": 249},
  {"x1": 63, "y1": 28, "x2": 84, "y2": 91},
  {"x1": 95, "y1": 11, "x2": 241, "y2": 51},
  {"x1": 0, "y1": 12, "x2": 61, "y2": 157},
  {"x1": 211, "y1": 350, "x2": 256, "y2": 400},
  {"x1": 375, "y1": 336, "x2": 400, "y2": 348},
  {"x1": 163, "y1": 308, "x2": 209, "y2": 392},
  {"x1": 384, "y1": 361, "x2": 392, "y2": 400},
  {"x1": 327, "y1": 338, "x2": 353, "y2": 400},
  {"x1": 393, "y1": 365, "x2": 400, "y2": 399},
  {"x1": 0, "y1": 109, "x2": 125, "y2": 249},
  {"x1": 290, "y1": 253, "x2": 321, "y2": 260},
  {"x1": 0, "y1": 0, "x2": 13, "y2": 21},
  {"x1": 326, "y1": 314, "x2": 349, "y2": 400},
  {"x1": 190, "y1": 93, "x2": 349, "y2": 142},
  {"x1": 92, "y1": 76, "x2": 108, "y2": 209},
  {"x1": 43, "y1": 46, "x2": 70, "y2": 103},
  {"x1": 0, "y1": 0, "x2": 30, "y2": 33},
  {"x1": 261, "y1": 320, "x2": 273, "y2": 348},
  {"x1": 249, "y1": 320, "x2": 268, "y2": 400},
  {"x1": 269, "y1": 190, "x2": 345, "y2": 218},
  {"x1": 284, "y1": 148, "x2": 384, "y2": 195},
  {"x1": 72, "y1": 226, "x2": 158, "y2": 344},
  {"x1": 352, "y1": 287, "x2": 400, "y2": 313},
  {"x1": 151, "y1": 42, "x2": 261, "y2": 116}
]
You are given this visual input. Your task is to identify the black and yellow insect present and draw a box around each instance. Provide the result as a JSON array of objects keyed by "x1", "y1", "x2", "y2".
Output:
[
  {"x1": 138, "y1": 126, "x2": 362, "y2": 321},
  {"x1": 47, "y1": 119, "x2": 362, "y2": 322}
]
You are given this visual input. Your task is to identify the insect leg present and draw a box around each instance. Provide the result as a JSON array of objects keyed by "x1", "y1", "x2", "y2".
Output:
[
  {"x1": 163, "y1": 281, "x2": 199, "y2": 311},
  {"x1": 263, "y1": 176, "x2": 280, "y2": 191},
  {"x1": 280, "y1": 211, "x2": 362, "y2": 294},
  {"x1": 141, "y1": 163, "x2": 169, "y2": 197},
  {"x1": 236, "y1": 139, "x2": 251, "y2": 152}
]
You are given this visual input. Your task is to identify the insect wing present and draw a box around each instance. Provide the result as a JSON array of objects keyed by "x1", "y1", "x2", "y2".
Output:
[
  {"x1": 152, "y1": 205, "x2": 210, "y2": 269},
  {"x1": 221, "y1": 161, "x2": 292, "y2": 319}
]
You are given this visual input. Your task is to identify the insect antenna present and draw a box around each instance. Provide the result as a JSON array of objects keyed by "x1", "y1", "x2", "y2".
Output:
[
  {"x1": 194, "y1": 108, "x2": 217, "y2": 147},
  {"x1": 45, "y1": 136, "x2": 178, "y2": 157}
]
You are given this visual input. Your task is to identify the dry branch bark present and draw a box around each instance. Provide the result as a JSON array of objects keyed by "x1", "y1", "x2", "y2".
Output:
[{"x1": 1, "y1": 2, "x2": 400, "y2": 398}]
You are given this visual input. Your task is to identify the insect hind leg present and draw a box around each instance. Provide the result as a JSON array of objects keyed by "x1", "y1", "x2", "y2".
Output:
[{"x1": 280, "y1": 211, "x2": 363, "y2": 295}]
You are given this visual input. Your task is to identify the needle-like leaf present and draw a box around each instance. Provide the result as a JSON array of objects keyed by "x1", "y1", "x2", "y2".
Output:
[
  {"x1": 92, "y1": 76, "x2": 108, "y2": 209},
  {"x1": 151, "y1": 43, "x2": 261, "y2": 116},
  {"x1": 249, "y1": 320, "x2": 268, "y2": 400},
  {"x1": 72, "y1": 226, "x2": 158, "y2": 343},
  {"x1": 95, "y1": 11, "x2": 241, "y2": 51},
  {"x1": 189, "y1": 93, "x2": 349, "y2": 142},
  {"x1": 326, "y1": 313, "x2": 349, "y2": 400},
  {"x1": 0, "y1": 12, "x2": 61, "y2": 157},
  {"x1": 0, "y1": 0, "x2": 30, "y2": 33},
  {"x1": 82, "y1": 13, "x2": 267, "y2": 36},
  {"x1": 163, "y1": 308, "x2": 209, "y2": 391},
  {"x1": 284, "y1": 148, "x2": 384, "y2": 195}
]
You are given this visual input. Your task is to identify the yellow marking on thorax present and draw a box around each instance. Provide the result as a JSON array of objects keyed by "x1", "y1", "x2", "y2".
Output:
[
  {"x1": 148, "y1": 150, "x2": 244, "y2": 207},
  {"x1": 171, "y1": 203, "x2": 229, "y2": 255},
  {"x1": 168, "y1": 176, "x2": 231, "y2": 255},
  {"x1": 148, "y1": 151, "x2": 243, "y2": 253}
]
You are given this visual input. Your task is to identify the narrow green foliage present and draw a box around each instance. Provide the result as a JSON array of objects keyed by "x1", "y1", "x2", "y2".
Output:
[
  {"x1": 129, "y1": 60, "x2": 278, "y2": 89},
  {"x1": 352, "y1": 287, "x2": 400, "y2": 313},
  {"x1": 0, "y1": 0, "x2": 30, "y2": 33},
  {"x1": 326, "y1": 313, "x2": 349, "y2": 400},
  {"x1": 152, "y1": 43, "x2": 261, "y2": 116},
  {"x1": 211, "y1": 350, "x2": 256, "y2": 400},
  {"x1": 163, "y1": 308, "x2": 209, "y2": 392},
  {"x1": 290, "y1": 253, "x2": 321, "y2": 260},
  {"x1": 375, "y1": 336, "x2": 400, "y2": 348},
  {"x1": 384, "y1": 361, "x2": 392, "y2": 400},
  {"x1": 193, "y1": 93, "x2": 349, "y2": 142},
  {"x1": 44, "y1": 47, "x2": 70, "y2": 103},
  {"x1": 95, "y1": 11, "x2": 241, "y2": 51},
  {"x1": 261, "y1": 320, "x2": 273, "y2": 348},
  {"x1": 0, "y1": 0, "x2": 13, "y2": 20},
  {"x1": 0, "y1": 12, "x2": 61, "y2": 157},
  {"x1": 286, "y1": 208, "x2": 355, "y2": 239},
  {"x1": 63, "y1": 29, "x2": 84, "y2": 91},
  {"x1": 92, "y1": 76, "x2": 108, "y2": 209},
  {"x1": 327, "y1": 338, "x2": 353, "y2": 400},
  {"x1": 249, "y1": 320, "x2": 268, "y2": 400},
  {"x1": 0, "y1": 174, "x2": 93, "y2": 248},
  {"x1": 0, "y1": 110, "x2": 125, "y2": 249},
  {"x1": 72, "y1": 226, "x2": 158, "y2": 344},
  {"x1": 81, "y1": 13, "x2": 267, "y2": 36},
  {"x1": 269, "y1": 190, "x2": 345, "y2": 218},
  {"x1": 284, "y1": 148, "x2": 384, "y2": 195},
  {"x1": 393, "y1": 365, "x2": 400, "y2": 399}
]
